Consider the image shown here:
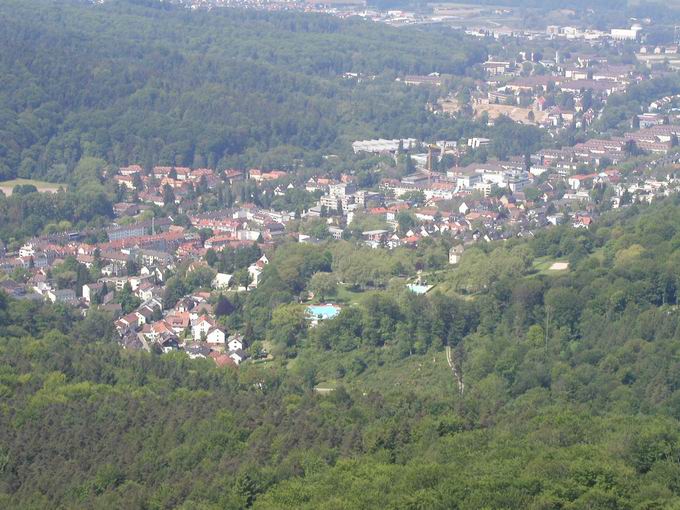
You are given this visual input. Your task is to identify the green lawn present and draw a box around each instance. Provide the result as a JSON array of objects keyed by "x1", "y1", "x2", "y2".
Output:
[
  {"x1": 532, "y1": 256, "x2": 570, "y2": 275},
  {"x1": 329, "y1": 285, "x2": 369, "y2": 306},
  {"x1": 429, "y1": 278, "x2": 477, "y2": 301},
  {"x1": 0, "y1": 178, "x2": 64, "y2": 195}
]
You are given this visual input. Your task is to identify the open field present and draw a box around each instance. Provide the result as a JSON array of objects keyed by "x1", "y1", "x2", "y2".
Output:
[
  {"x1": 0, "y1": 179, "x2": 64, "y2": 196},
  {"x1": 351, "y1": 351, "x2": 457, "y2": 398},
  {"x1": 532, "y1": 256, "x2": 570, "y2": 274},
  {"x1": 309, "y1": 350, "x2": 457, "y2": 400},
  {"x1": 474, "y1": 103, "x2": 547, "y2": 125},
  {"x1": 332, "y1": 284, "x2": 380, "y2": 306}
]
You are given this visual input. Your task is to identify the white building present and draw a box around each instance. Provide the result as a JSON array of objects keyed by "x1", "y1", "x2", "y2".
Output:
[
  {"x1": 447, "y1": 168, "x2": 482, "y2": 189},
  {"x1": 206, "y1": 327, "x2": 227, "y2": 345},
  {"x1": 19, "y1": 243, "x2": 36, "y2": 258},
  {"x1": 611, "y1": 26, "x2": 642, "y2": 41},
  {"x1": 82, "y1": 283, "x2": 103, "y2": 303},
  {"x1": 507, "y1": 173, "x2": 530, "y2": 193},
  {"x1": 467, "y1": 137, "x2": 491, "y2": 149},
  {"x1": 352, "y1": 138, "x2": 417, "y2": 154},
  {"x1": 212, "y1": 273, "x2": 233, "y2": 290},
  {"x1": 449, "y1": 245, "x2": 465, "y2": 264},
  {"x1": 192, "y1": 316, "x2": 216, "y2": 341},
  {"x1": 229, "y1": 349, "x2": 247, "y2": 365},
  {"x1": 228, "y1": 334, "x2": 244, "y2": 352},
  {"x1": 246, "y1": 254, "x2": 269, "y2": 290}
]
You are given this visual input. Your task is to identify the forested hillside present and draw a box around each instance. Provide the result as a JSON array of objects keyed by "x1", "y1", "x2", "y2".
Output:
[
  {"x1": 5, "y1": 198, "x2": 680, "y2": 507},
  {"x1": 0, "y1": 0, "x2": 486, "y2": 181}
]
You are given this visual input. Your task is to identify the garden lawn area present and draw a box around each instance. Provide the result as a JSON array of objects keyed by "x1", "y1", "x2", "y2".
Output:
[
  {"x1": 532, "y1": 256, "x2": 570, "y2": 275},
  {"x1": 429, "y1": 279, "x2": 477, "y2": 301},
  {"x1": 333, "y1": 285, "x2": 369, "y2": 306}
]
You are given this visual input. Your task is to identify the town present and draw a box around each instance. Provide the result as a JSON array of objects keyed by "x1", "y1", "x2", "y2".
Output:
[
  {"x1": 10, "y1": 1, "x2": 680, "y2": 507},
  {"x1": 3, "y1": 9, "x2": 680, "y2": 368},
  {"x1": 3, "y1": 145, "x2": 679, "y2": 362}
]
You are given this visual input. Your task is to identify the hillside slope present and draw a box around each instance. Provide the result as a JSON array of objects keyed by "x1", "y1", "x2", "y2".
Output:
[
  {"x1": 3, "y1": 199, "x2": 680, "y2": 507},
  {"x1": 0, "y1": 0, "x2": 486, "y2": 181}
]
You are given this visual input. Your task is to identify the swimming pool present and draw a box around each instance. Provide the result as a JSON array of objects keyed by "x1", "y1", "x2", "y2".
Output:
[
  {"x1": 306, "y1": 304, "x2": 341, "y2": 320},
  {"x1": 406, "y1": 284, "x2": 433, "y2": 295}
]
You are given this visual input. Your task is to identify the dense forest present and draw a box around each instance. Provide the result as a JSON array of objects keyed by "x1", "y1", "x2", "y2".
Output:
[
  {"x1": 0, "y1": 0, "x2": 489, "y2": 181},
  {"x1": 5, "y1": 197, "x2": 680, "y2": 507}
]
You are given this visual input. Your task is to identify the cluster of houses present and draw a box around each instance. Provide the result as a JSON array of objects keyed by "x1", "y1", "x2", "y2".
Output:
[
  {"x1": 532, "y1": 124, "x2": 680, "y2": 174},
  {"x1": 401, "y1": 41, "x2": 680, "y2": 139},
  {"x1": 114, "y1": 292, "x2": 248, "y2": 367},
  {"x1": 336, "y1": 119, "x2": 680, "y2": 248},
  {"x1": 4, "y1": 111, "x2": 679, "y2": 306},
  {"x1": 3, "y1": 36, "x2": 680, "y2": 365},
  {"x1": 450, "y1": 55, "x2": 645, "y2": 131},
  {"x1": 1, "y1": 114, "x2": 678, "y2": 362}
]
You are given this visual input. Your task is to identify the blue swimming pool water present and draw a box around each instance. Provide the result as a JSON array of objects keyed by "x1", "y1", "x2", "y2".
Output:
[
  {"x1": 407, "y1": 284, "x2": 432, "y2": 294},
  {"x1": 307, "y1": 304, "x2": 340, "y2": 320}
]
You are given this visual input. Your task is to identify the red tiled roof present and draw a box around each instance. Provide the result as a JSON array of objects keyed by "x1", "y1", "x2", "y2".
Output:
[{"x1": 209, "y1": 352, "x2": 237, "y2": 367}]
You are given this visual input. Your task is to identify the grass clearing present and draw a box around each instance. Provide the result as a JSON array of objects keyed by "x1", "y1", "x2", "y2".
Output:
[
  {"x1": 431, "y1": 279, "x2": 477, "y2": 301},
  {"x1": 349, "y1": 350, "x2": 457, "y2": 398},
  {"x1": 333, "y1": 285, "x2": 370, "y2": 306},
  {"x1": 0, "y1": 179, "x2": 64, "y2": 195},
  {"x1": 532, "y1": 256, "x2": 570, "y2": 275},
  {"x1": 314, "y1": 380, "x2": 338, "y2": 394}
]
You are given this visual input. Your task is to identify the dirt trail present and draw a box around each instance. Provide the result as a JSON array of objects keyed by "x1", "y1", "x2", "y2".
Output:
[{"x1": 446, "y1": 345, "x2": 465, "y2": 395}]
